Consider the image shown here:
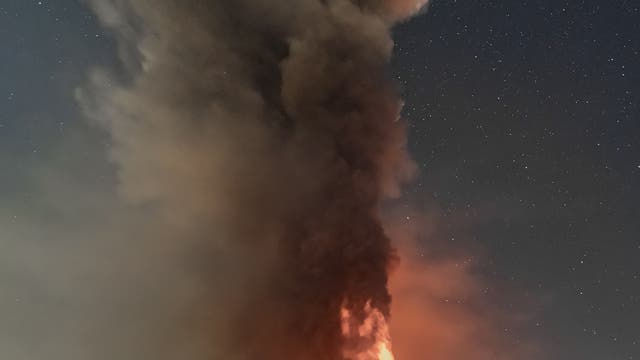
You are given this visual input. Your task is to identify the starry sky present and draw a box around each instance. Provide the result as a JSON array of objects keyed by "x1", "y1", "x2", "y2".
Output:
[
  {"x1": 392, "y1": 2, "x2": 639, "y2": 359},
  {"x1": 1, "y1": 1, "x2": 639, "y2": 359}
]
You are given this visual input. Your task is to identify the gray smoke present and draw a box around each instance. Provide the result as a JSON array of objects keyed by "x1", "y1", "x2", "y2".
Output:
[{"x1": 77, "y1": 0, "x2": 424, "y2": 358}]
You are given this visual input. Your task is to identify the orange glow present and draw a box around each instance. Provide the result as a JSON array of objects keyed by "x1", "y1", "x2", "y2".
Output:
[
  {"x1": 382, "y1": 208, "x2": 540, "y2": 360},
  {"x1": 341, "y1": 301, "x2": 395, "y2": 360},
  {"x1": 377, "y1": 343, "x2": 394, "y2": 360}
]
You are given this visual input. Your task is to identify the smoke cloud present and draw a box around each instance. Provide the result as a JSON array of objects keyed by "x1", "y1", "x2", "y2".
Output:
[
  {"x1": 77, "y1": 0, "x2": 426, "y2": 359},
  {"x1": 0, "y1": 0, "x2": 540, "y2": 359}
]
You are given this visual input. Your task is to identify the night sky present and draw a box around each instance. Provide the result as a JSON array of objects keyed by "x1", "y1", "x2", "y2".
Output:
[
  {"x1": 393, "y1": 2, "x2": 639, "y2": 359},
  {"x1": 1, "y1": 1, "x2": 639, "y2": 359}
]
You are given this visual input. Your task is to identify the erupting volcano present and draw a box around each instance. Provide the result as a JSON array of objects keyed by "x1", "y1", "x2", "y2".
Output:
[{"x1": 80, "y1": 0, "x2": 429, "y2": 358}]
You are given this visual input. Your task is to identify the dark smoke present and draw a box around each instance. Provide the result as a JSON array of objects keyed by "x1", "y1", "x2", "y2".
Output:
[{"x1": 79, "y1": 1, "x2": 424, "y2": 358}]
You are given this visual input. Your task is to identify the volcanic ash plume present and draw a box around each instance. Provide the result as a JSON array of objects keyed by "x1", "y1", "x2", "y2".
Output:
[{"x1": 79, "y1": 0, "x2": 427, "y2": 358}]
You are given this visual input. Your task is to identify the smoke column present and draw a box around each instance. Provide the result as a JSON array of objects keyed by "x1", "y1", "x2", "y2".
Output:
[{"x1": 78, "y1": 0, "x2": 427, "y2": 359}]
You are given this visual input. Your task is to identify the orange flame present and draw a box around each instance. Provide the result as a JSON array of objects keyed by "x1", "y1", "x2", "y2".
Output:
[{"x1": 341, "y1": 301, "x2": 395, "y2": 360}]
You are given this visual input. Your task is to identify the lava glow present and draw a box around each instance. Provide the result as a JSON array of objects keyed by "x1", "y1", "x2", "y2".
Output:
[
  {"x1": 378, "y1": 344, "x2": 394, "y2": 360},
  {"x1": 341, "y1": 301, "x2": 395, "y2": 360}
]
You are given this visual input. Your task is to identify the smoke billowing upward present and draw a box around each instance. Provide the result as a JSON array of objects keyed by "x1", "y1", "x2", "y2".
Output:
[{"x1": 79, "y1": 0, "x2": 427, "y2": 358}]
